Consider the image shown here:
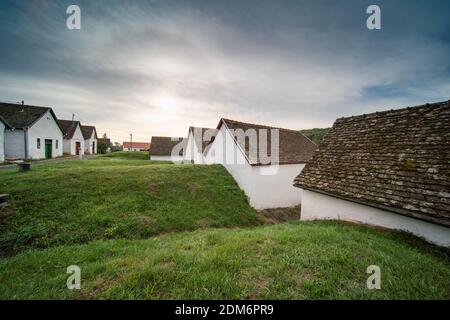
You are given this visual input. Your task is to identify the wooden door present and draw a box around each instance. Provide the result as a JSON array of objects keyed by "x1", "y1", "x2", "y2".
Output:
[
  {"x1": 76, "y1": 142, "x2": 81, "y2": 155},
  {"x1": 45, "y1": 139, "x2": 52, "y2": 159}
]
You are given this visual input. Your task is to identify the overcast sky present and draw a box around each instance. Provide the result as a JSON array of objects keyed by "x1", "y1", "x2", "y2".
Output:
[{"x1": 0, "y1": 0, "x2": 449, "y2": 142}]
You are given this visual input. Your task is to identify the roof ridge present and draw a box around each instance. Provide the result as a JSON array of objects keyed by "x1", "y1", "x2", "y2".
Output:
[
  {"x1": 151, "y1": 135, "x2": 184, "y2": 139},
  {"x1": 220, "y1": 118, "x2": 303, "y2": 133},
  {"x1": 336, "y1": 100, "x2": 449, "y2": 122}
]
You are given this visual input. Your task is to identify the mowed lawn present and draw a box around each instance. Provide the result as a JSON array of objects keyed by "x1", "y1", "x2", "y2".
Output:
[
  {"x1": 96, "y1": 151, "x2": 151, "y2": 161},
  {"x1": 0, "y1": 153, "x2": 449, "y2": 300},
  {"x1": 0, "y1": 156, "x2": 258, "y2": 254},
  {"x1": 0, "y1": 221, "x2": 448, "y2": 299}
]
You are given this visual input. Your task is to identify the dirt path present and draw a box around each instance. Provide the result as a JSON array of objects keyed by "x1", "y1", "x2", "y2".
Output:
[
  {"x1": 0, "y1": 154, "x2": 99, "y2": 171},
  {"x1": 257, "y1": 205, "x2": 301, "y2": 224}
]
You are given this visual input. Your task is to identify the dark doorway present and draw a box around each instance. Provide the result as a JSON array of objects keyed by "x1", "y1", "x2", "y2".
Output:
[
  {"x1": 45, "y1": 139, "x2": 52, "y2": 159},
  {"x1": 76, "y1": 142, "x2": 81, "y2": 155},
  {"x1": 92, "y1": 141, "x2": 95, "y2": 154}
]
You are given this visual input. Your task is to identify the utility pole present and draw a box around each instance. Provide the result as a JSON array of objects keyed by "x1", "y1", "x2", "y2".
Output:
[{"x1": 130, "y1": 133, "x2": 133, "y2": 151}]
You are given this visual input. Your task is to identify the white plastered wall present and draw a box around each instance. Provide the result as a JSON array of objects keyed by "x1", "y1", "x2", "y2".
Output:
[
  {"x1": 0, "y1": 121, "x2": 4, "y2": 162},
  {"x1": 27, "y1": 110, "x2": 64, "y2": 159},
  {"x1": 63, "y1": 124, "x2": 85, "y2": 155},
  {"x1": 184, "y1": 132, "x2": 204, "y2": 164},
  {"x1": 301, "y1": 189, "x2": 450, "y2": 247},
  {"x1": 204, "y1": 125, "x2": 305, "y2": 209},
  {"x1": 150, "y1": 155, "x2": 183, "y2": 162}
]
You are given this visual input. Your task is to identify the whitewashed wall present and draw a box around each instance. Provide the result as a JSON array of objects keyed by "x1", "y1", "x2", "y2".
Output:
[
  {"x1": 0, "y1": 121, "x2": 4, "y2": 162},
  {"x1": 63, "y1": 124, "x2": 85, "y2": 155},
  {"x1": 150, "y1": 155, "x2": 183, "y2": 162},
  {"x1": 4, "y1": 129, "x2": 25, "y2": 159},
  {"x1": 84, "y1": 134, "x2": 97, "y2": 154},
  {"x1": 27, "y1": 110, "x2": 63, "y2": 159},
  {"x1": 301, "y1": 189, "x2": 450, "y2": 247},
  {"x1": 204, "y1": 125, "x2": 305, "y2": 209},
  {"x1": 184, "y1": 132, "x2": 204, "y2": 164}
]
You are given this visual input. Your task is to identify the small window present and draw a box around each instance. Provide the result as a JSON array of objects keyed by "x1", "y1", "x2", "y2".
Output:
[
  {"x1": 56, "y1": 140, "x2": 59, "y2": 149},
  {"x1": 37, "y1": 138, "x2": 41, "y2": 149}
]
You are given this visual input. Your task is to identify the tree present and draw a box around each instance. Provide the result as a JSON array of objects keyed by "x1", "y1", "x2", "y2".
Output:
[{"x1": 97, "y1": 133, "x2": 112, "y2": 154}]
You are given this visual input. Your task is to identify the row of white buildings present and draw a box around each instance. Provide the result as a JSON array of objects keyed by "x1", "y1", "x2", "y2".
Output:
[
  {"x1": 0, "y1": 102, "x2": 98, "y2": 162},
  {"x1": 149, "y1": 118, "x2": 317, "y2": 210},
  {"x1": 149, "y1": 101, "x2": 450, "y2": 247}
]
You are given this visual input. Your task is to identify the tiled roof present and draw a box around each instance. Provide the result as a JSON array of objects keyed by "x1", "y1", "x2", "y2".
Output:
[
  {"x1": 218, "y1": 118, "x2": 317, "y2": 165},
  {"x1": 58, "y1": 120, "x2": 81, "y2": 139},
  {"x1": 294, "y1": 100, "x2": 450, "y2": 227},
  {"x1": 150, "y1": 136, "x2": 186, "y2": 156},
  {"x1": 123, "y1": 141, "x2": 150, "y2": 150},
  {"x1": 188, "y1": 126, "x2": 218, "y2": 153},
  {"x1": 0, "y1": 102, "x2": 53, "y2": 129},
  {"x1": 0, "y1": 115, "x2": 10, "y2": 128},
  {"x1": 81, "y1": 125, "x2": 97, "y2": 140}
]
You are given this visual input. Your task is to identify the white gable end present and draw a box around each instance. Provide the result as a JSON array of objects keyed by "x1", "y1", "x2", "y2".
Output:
[
  {"x1": 27, "y1": 110, "x2": 64, "y2": 160},
  {"x1": 63, "y1": 124, "x2": 85, "y2": 155},
  {"x1": 204, "y1": 124, "x2": 304, "y2": 209}
]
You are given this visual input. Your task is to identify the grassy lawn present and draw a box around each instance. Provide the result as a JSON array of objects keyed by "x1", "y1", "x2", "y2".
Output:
[
  {"x1": 97, "y1": 151, "x2": 151, "y2": 161},
  {"x1": 0, "y1": 221, "x2": 448, "y2": 299},
  {"x1": 0, "y1": 155, "x2": 448, "y2": 300},
  {"x1": 0, "y1": 159, "x2": 257, "y2": 254}
]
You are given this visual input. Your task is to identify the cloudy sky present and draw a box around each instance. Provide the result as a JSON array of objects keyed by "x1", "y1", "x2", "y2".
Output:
[{"x1": 0, "y1": 0, "x2": 449, "y2": 142}]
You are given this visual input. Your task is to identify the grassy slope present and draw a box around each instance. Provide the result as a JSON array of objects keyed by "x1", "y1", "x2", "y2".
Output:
[
  {"x1": 0, "y1": 221, "x2": 448, "y2": 300},
  {"x1": 300, "y1": 128, "x2": 330, "y2": 144},
  {"x1": 0, "y1": 159, "x2": 257, "y2": 253}
]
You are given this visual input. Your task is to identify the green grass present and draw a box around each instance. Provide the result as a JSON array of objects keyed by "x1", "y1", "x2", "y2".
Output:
[
  {"x1": 97, "y1": 151, "x2": 150, "y2": 161},
  {"x1": 0, "y1": 221, "x2": 448, "y2": 300},
  {"x1": 0, "y1": 159, "x2": 257, "y2": 254},
  {"x1": 300, "y1": 128, "x2": 330, "y2": 144},
  {"x1": 1, "y1": 156, "x2": 448, "y2": 300}
]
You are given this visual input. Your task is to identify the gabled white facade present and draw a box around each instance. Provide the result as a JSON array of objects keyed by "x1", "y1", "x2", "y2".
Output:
[
  {"x1": 4, "y1": 110, "x2": 63, "y2": 160},
  {"x1": 184, "y1": 131, "x2": 205, "y2": 164},
  {"x1": 0, "y1": 120, "x2": 5, "y2": 162},
  {"x1": 204, "y1": 124, "x2": 305, "y2": 210},
  {"x1": 84, "y1": 130, "x2": 97, "y2": 154},
  {"x1": 63, "y1": 123, "x2": 85, "y2": 155}
]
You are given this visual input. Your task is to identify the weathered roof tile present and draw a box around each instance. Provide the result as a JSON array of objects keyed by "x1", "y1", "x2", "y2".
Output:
[{"x1": 294, "y1": 100, "x2": 450, "y2": 227}]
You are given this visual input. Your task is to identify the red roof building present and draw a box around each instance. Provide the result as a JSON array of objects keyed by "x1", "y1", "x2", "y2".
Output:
[{"x1": 123, "y1": 141, "x2": 150, "y2": 151}]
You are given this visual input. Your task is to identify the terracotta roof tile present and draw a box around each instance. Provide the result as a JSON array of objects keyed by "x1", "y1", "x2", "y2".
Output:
[
  {"x1": 0, "y1": 102, "x2": 51, "y2": 128},
  {"x1": 123, "y1": 141, "x2": 150, "y2": 150},
  {"x1": 294, "y1": 100, "x2": 450, "y2": 226},
  {"x1": 218, "y1": 118, "x2": 317, "y2": 165},
  {"x1": 81, "y1": 125, "x2": 97, "y2": 140},
  {"x1": 149, "y1": 136, "x2": 186, "y2": 156},
  {"x1": 58, "y1": 120, "x2": 81, "y2": 139}
]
